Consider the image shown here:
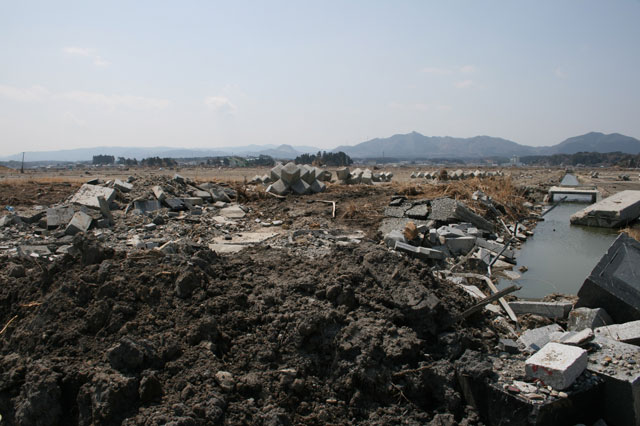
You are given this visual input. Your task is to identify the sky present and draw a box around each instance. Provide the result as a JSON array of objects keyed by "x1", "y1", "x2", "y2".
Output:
[{"x1": 1, "y1": 0, "x2": 639, "y2": 156}]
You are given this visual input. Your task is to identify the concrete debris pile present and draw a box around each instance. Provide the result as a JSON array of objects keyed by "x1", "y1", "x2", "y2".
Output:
[
  {"x1": 410, "y1": 169, "x2": 504, "y2": 180},
  {"x1": 374, "y1": 188, "x2": 640, "y2": 424},
  {"x1": 266, "y1": 162, "x2": 327, "y2": 195},
  {"x1": 0, "y1": 174, "x2": 287, "y2": 258},
  {"x1": 451, "y1": 232, "x2": 640, "y2": 426},
  {"x1": 380, "y1": 196, "x2": 517, "y2": 266}
]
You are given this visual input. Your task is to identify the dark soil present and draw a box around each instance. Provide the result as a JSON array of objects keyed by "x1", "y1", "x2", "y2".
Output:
[
  {"x1": 0, "y1": 182, "x2": 81, "y2": 208},
  {"x1": 0, "y1": 231, "x2": 496, "y2": 425}
]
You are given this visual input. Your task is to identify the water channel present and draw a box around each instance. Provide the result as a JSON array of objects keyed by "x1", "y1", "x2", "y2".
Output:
[{"x1": 498, "y1": 175, "x2": 618, "y2": 299}]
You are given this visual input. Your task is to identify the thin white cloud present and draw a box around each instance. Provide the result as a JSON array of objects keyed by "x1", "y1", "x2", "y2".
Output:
[
  {"x1": 63, "y1": 46, "x2": 110, "y2": 67},
  {"x1": 555, "y1": 67, "x2": 567, "y2": 79},
  {"x1": 421, "y1": 67, "x2": 451, "y2": 75},
  {"x1": 459, "y1": 65, "x2": 476, "y2": 74},
  {"x1": 61, "y1": 91, "x2": 169, "y2": 109},
  {"x1": 436, "y1": 105, "x2": 453, "y2": 111},
  {"x1": 455, "y1": 80, "x2": 474, "y2": 89},
  {"x1": 0, "y1": 84, "x2": 169, "y2": 109},
  {"x1": 204, "y1": 96, "x2": 237, "y2": 114},
  {"x1": 0, "y1": 84, "x2": 49, "y2": 102}
]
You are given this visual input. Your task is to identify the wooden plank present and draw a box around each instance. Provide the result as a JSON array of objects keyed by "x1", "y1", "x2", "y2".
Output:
[
  {"x1": 458, "y1": 285, "x2": 520, "y2": 320},
  {"x1": 451, "y1": 272, "x2": 519, "y2": 323}
]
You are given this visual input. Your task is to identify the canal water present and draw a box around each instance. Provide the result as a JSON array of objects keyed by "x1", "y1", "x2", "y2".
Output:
[
  {"x1": 499, "y1": 202, "x2": 618, "y2": 299},
  {"x1": 560, "y1": 173, "x2": 580, "y2": 186}
]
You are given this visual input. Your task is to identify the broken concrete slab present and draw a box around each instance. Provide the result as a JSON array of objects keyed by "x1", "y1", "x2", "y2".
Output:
[
  {"x1": 518, "y1": 324, "x2": 564, "y2": 353},
  {"x1": 378, "y1": 217, "x2": 433, "y2": 236},
  {"x1": 69, "y1": 184, "x2": 116, "y2": 209},
  {"x1": 193, "y1": 190, "x2": 212, "y2": 201},
  {"x1": 219, "y1": 205, "x2": 246, "y2": 219},
  {"x1": 436, "y1": 225, "x2": 467, "y2": 238},
  {"x1": 133, "y1": 200, "x2": 162, "y2": 214},
  {"x1": 394, "y1": 241, "x2": 445, "y2": 260},
  {"x1": 114, "y1": 179, "x2": 133, "y2": 193},
  {"x1": 18, "y1": 245, "x2": 52, "y2": 258},
  {"x1": 152, "y1": 185, "x2": 166, "y2": 202},
  {"x1": 405, "y1": 204, "x2": 429, "y2": 220},
  {"x1": 588, "y1": 336, "x2": 640, "y2": 426},
  {"x1": 568, "y1": 307, "x2": 613, "y2": 332},
  {"x1": 209, "y1": 232, "x2": 279, "y2": 253},
  {"x1": 384, "y1": 230, "x2": 406, "y2": 249},
  {"x1": 594, "y1": 320, "x2": 640, "y2": 345},
  {"x1": 182, "y1": 197, "x2": 203, "y2": 206},
  {"x1": 444, "y1": 236, "x2": 476, "y2": 255},
  {"x1": 210, "y1": 188, "x2": 232, "y2": 203},
  {"x1": 576, "y1": 233, "x2": 640, "y2": 323},
  {"x1": 97, "y1": 196, "x2": 114, "y2": 226},
  {"x1": 571, "y1": 190, "x2": 640, "y2": 228},
  {"x1": 429, "y1": 197, "x2": 495, "y2": 232},
  {"x1": 508, "y1": 301, "x2": 573, "y2": 319},
  {"x1": 476, "y1": 238, "x2": 515, "y2": 260},
  {"x1": 525, "y1": 342, "x2": 588, "y2": 390},
  {"x1": 384, "y1": 205, "x2": 410, "y2": 218},
  {"x1": 46, "y1": 206, "x2": 76, "y2": 229},
  {"x1": 173, "y1": 173, "x2": 186, "y2": 184},
  {"x1": 550, "y1": 328, "x2": 594, "y2": 346},
  {"x1": 65, "y1": 211, "x2": 93, "y2": 235},
  {"x1": 164, "y1": 198, "x2": 186, "y2": 211}
]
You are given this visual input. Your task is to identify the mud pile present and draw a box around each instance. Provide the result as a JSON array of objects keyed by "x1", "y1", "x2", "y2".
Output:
[{"x1": 0, "y1": 232, "x2": 496, "y2": 425}]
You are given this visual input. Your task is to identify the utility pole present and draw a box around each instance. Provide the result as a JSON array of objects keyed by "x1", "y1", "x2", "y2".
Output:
[{"x1": 20, "y1": 152, "x2": 25, "y2": 174}]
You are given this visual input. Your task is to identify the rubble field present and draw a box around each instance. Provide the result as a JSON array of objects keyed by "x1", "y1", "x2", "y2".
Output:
[{"x1": 1, "y1": 166, "x2": 640, "y2": 425}]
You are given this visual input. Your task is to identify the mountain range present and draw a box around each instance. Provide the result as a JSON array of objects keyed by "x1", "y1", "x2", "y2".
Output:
[
  {"x1": 332, "y1": 132, "x2": 640, "y2": 159},
  {"x1": 1, "y1": 132, "x2": 639, "y2": 162},
  {"x1": 0, "y1": 144, "x2": 321, "y2": 163}
]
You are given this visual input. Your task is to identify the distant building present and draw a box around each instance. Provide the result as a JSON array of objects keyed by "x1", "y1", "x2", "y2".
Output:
[{"x1": 509, "y1": 155, "x2": 522, "y2": 167}]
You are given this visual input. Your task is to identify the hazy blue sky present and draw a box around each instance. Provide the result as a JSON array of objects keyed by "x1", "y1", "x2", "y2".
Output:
[{"x1": 1, "y1": 0, "x2": 639, "y2": 156}]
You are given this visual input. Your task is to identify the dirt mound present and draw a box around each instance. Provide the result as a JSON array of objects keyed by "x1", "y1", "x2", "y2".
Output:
[{"x1": 0, "y1": 234, "x2": 494, "y2": 425}]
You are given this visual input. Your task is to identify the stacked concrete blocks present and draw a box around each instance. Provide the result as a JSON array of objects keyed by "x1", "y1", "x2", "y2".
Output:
[{"x1": 266, "y1": 162, "x2": 327, "y2": 196}]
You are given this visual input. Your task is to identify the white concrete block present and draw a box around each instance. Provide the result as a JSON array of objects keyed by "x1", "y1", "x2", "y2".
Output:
[{"x1": 525, "y1": 342, "x2": 588, "y2": 390}]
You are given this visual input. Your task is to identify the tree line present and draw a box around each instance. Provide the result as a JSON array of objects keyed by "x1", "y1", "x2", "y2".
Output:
[
  {"x1": 294, "y1": 151, "x2": 353, "y2": 167},
  {"x1": 522, "y1": 151, "x2": 640, "y2": 167}
]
